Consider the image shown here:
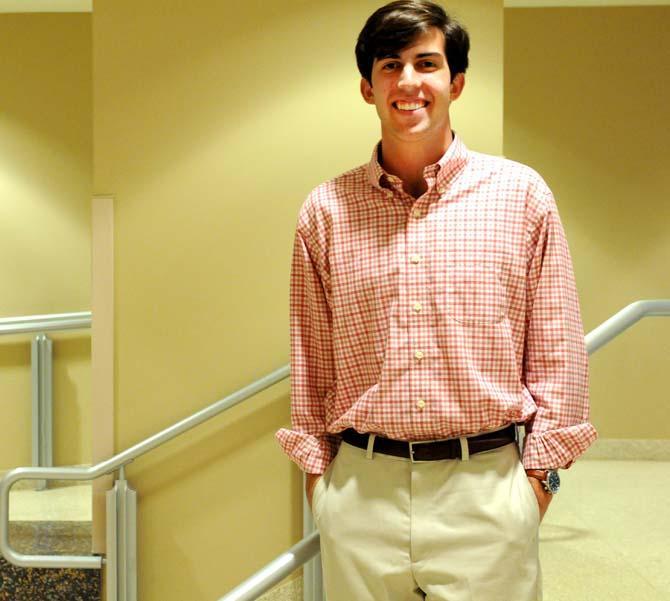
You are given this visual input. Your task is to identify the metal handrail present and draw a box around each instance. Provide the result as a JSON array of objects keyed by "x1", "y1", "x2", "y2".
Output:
[
  {"x1": 584, "y1": 300, "x2": 670, "y2": 354},
  {"x1": 1, "y1": 311, "x2": 92, "y2": 491},
  {"x1": 217, "y1": 532, "x2": 321, "y2": 601},
  {"x1": 216, "y1": 298, "x2": 670, "y2": 601},
  {"x1": 1, "y1": 300, "x2": 669, "y2": 592},
  {"x1": 0, "y1": 311, "x2": 92, "y2": 336},
  {"x1": 0, "y1": 364, "x2": 290, "y2": 568}
]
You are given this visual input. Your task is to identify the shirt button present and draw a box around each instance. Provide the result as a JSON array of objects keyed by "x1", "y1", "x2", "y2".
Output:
[
  {"x1": 414, "y1": 350, "x2": 424, "y2": 360},
  {"x1": 416, "y1": 399, "x2": 426, "y2": 409},
  {"x1": 437, "y1": 185, "x2": 446, "y2": 194},
  {"x1": 384, "y1": 190, "x2": 393, "y2": 198},
  {"x1": 412, "y1": 302, "x2": 422, "y2": 312},
  {"x1": 410, "y1": 254, "x2": 422, "y2": 264},
  {"x1": 411, "y1": 208, "x2": 422, "y2": 218}
]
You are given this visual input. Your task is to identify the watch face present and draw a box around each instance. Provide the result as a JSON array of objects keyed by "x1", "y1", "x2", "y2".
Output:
[{"x1": 546, "y1": 470, "x2": 561, "y2": 494}]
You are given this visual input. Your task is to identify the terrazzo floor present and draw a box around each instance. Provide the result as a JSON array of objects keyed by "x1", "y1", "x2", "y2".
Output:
[{"x1": 1, "y1": 485, "x2": 99, "y2": 600}]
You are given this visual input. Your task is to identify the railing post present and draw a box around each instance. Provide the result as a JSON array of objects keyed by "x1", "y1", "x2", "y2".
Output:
[
  {"x1": 31, "y1": 333, "x2": 53, "y2": 490},
  {"x1": 303, "y1": 472, "x2": 325, "y2": 601},
  {"x1": 106, "y1": 466, "x2": 137, "y2": 601}
]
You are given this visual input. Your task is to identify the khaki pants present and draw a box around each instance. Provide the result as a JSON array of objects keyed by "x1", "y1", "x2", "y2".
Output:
[{"x1": 311, "y1": 436, "x2": 542, "y2": 601}]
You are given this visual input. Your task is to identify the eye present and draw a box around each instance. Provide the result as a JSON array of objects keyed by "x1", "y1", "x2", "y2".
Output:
[
  {"x1": 420, "y1": 60, "x2": 437, "y2": 69},
  {"x1": 381, "y1": 61, "x2": 399, "y2": 71}
]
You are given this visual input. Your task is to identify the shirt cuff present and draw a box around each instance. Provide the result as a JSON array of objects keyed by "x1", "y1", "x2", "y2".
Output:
[
  {"x1": 275, "y1": 428, "x2": 341, "y2": 474},
  {"x1": 522, "y1": 421, "x2": 598, "y2": 469}
]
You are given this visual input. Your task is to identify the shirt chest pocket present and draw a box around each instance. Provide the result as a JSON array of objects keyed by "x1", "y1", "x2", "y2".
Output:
[{"x1": 443, "y1": 261, "x2": 507, "y2": 326}]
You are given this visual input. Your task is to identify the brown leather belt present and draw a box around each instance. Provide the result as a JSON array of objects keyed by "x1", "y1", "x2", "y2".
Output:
[{"x1": 341, "y1": 424, "x2": 517, "y2": 462}]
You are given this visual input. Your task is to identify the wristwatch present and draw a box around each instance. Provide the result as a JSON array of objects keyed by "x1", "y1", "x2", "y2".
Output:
[{"x1": 525, "y1": 469, "x2": 560, "y2": 494}]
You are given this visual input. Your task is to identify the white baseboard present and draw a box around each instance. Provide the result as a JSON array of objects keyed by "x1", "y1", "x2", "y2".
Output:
[{"x1": 581, "y1": 438, "x2": 670, "y2": 461}]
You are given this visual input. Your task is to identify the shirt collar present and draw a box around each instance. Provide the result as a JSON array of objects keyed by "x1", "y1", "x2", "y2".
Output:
[{"x1": 366, "y1": 132, "x2": 469, "y2": 193}]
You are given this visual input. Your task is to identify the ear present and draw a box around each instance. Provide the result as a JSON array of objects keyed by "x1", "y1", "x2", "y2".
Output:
[
  {"x1": 360, "y1": 77, "x2": 375, "y2": 105},
  {"x1": 449, "y1": 73, "x2": 465, "y2": 101}
]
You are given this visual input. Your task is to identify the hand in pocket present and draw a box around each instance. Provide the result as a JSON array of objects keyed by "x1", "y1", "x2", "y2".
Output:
[
  {"x1": 306, "y1": 473, "x2": 322, "y2": 510},
  {"x1": 526, "y1": 476, "x2": 553, "y2": 522}
]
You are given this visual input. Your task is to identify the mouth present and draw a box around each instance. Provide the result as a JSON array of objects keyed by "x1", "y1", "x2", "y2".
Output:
[{"x1": 393, "y1": 100, "x2": 429, "y2": 112}]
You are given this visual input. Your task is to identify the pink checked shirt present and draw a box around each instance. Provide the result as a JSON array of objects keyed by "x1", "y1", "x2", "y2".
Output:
[{"x1": 275, "y1": 134, "x2": 597, "y2": 474}]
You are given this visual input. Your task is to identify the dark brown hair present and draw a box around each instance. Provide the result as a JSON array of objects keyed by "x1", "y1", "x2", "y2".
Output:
[{"x1": 355, "y1": 0, "x2": 470, "y2": 84}]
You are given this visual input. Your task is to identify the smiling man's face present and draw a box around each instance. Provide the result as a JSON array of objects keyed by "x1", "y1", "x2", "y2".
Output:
[{"x1": 360, "y1": 27, "x2": 464, "y2": 146}]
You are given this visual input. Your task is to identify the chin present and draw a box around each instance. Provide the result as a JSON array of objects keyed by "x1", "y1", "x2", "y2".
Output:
[{"x1": 399, "y1": 125, "x2": 432, "y2": 139}]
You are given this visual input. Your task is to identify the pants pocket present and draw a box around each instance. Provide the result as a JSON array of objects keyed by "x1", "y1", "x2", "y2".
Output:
[
  {"x1": 518, "y1": 463, "x2": 541, "y2": 525},
  {"x1": 311, "y1": 475, "x2": 326, "y2": 522},
  {"x1": 311, "y1": 448, "x2": 338, "y2": 524}
]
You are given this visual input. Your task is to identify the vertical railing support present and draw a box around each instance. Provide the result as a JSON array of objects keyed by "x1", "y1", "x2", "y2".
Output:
[
  {"x1": 106, "y1": 466, "x2": 137, "y2": 601},
  {"x1": 302, "y1": 472, "x2": 325, "y2": 601},
  {"x1": 31, "y1": 333, "x2": 53, "y2": 490}
]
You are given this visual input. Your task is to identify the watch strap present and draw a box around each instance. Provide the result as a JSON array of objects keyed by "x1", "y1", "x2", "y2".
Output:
[
  {"x1": 525, "y1": 469, "x2": 549, "y2": 481},
  {"x1": 525, "y1": 468, "x2": 560, "y2": 494}
]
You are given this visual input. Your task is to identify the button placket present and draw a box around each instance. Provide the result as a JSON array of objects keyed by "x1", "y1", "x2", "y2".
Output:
[{"x1": 405, "y1": 203, "x2": 430, "y2": 418}]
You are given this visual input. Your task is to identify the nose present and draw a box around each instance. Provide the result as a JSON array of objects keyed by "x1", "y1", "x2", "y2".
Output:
[{"x1": 397, "y1": 64, "x2": 419, "y2": 89}]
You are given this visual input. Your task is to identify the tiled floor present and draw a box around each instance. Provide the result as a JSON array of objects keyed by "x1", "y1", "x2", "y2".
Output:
[{"x1": 539, "y1": 459, "x2": 670, "y2": 600}]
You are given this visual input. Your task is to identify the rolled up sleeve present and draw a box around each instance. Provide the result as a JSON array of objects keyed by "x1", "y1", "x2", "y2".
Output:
[
  {"x1": 521, "y1": 181, "x2": 597, "y2": 469},
  {"x1": 275, "y1": 223, "x2": 339, "y2": 474}
]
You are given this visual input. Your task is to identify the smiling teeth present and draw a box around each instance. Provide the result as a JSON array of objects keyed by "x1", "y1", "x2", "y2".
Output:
[{"x1": 396, "y1": 101, "x2": 426, "y2": 110}]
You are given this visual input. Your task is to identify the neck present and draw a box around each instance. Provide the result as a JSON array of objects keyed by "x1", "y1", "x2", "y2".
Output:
[{"x1": 379, "y1": 129, "x2": 454, "y2": 199}]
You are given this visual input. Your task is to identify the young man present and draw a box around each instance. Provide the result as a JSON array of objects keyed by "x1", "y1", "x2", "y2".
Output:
[{"x1": 276, "y1": 1, "x2": 597, "y2": 599}]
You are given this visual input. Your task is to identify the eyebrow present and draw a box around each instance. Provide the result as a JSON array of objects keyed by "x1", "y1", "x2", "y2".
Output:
[{"x1": 379, "y1": 52, "x2": 443, "y2": 60}]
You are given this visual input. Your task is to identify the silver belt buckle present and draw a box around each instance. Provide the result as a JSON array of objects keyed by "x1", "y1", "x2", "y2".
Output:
[{"x1": 408, "y1": 440, "x2": 434, "y2": 463}]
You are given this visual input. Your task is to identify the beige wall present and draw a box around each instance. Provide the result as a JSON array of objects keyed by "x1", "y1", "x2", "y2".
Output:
[
  {"x1": 504, "y1": 7, "x2": 670, "y2": 439},
  {"x1": 0, "y1": 14, "x2": 92, "y2": 468},
  {"x1": 92, "y1": 1, "x2": 503, "y2": 598}
]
